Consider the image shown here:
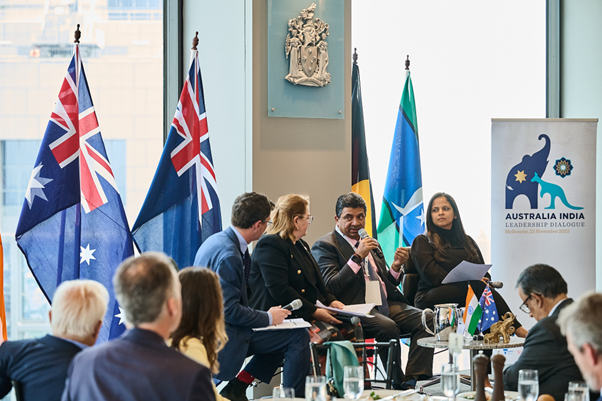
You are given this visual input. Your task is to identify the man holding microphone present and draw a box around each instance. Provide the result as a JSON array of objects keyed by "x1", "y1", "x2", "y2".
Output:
[{"x1": 311, "y1": 193, "x2": 433, "y2": 388}]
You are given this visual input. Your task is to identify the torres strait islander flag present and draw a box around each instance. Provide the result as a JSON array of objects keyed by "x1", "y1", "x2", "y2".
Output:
[
  {"x1": 351, "y1": 60, "x2": 377, "y2": 237},
  {"x1": 132, "y1": 48, "x2": 222, "y2": 269},
  {"x1": 15, "y1": 45, "x2": 134, "y2": 342},
  {"x1": 376, "y1": 70, "x2": 424, "y2": 266}
]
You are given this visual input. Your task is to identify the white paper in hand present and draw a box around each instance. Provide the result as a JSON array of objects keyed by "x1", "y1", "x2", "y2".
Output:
[{"x1": 441, "y1": 261, "x2": 491, "y2": 284}]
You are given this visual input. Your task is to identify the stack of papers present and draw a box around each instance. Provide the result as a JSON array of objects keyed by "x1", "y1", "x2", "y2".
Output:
[
  {"x1": 316, "y1": 301, "x2": 375, "y2": 317},
  {"x1": 253, "y1": 318, "x2": 311, "y2": 331},
  {"x1": 441, "y1": 261, "x2": 492, "y2": 284}
]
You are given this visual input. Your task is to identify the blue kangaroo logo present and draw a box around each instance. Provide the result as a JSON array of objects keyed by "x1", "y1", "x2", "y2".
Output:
[
  {"x1": 530, "y1": 172, "x2": 583, "y2": 210},
  {"x1": 505, "y1": 134, "x2": 550, "y2": 209}
]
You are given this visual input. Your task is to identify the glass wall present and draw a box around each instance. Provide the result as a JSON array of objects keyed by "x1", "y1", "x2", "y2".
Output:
[{"x1": 0, "y1": 0, "x2": 163, "y2": 349}]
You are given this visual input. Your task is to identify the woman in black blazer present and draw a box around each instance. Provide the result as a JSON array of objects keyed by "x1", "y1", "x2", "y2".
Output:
[{"x1": 249, "y1": 194, "x2": 345, "y2": 324}]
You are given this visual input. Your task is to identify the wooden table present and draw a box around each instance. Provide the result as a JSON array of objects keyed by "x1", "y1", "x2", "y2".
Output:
[{"x1": 417, "y1": 336, "x2": 525, "y2": 390}]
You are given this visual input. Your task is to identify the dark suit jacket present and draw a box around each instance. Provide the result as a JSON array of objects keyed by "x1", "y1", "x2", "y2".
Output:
[
  {"x1": 249, "y1": 234, "x2": 337, "y2": 321},
  {"x1": 61, "y1": 328, "x2": 215, "y2": 401},
  {"x1": 0, "y1": 335, "x2": 82, "y2": 401},
  {"x1": 193, "y1": 226, "x2": 270, "y2": 380},
  {"x1": 311, "y1": 231, "x2": 409, "y2": 306},
  {"x1": 504, "y1": 299, "x2": 583, "y2": 401}
]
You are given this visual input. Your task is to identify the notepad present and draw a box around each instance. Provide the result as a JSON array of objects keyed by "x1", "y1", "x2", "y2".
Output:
[
  {"x1": 316, "y1": 300, "x2": 375, "y2": 317},
  {"x1": 441, "y1": 261, "x2": 492, "y2": 284},
  {"x1": 253, "y1": 318, "x2": 312, "y2": 331}
]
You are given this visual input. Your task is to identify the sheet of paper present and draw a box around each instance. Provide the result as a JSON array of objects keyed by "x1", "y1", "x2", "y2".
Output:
[
  {"x1": 253, "y1": 318, "x2": 312, "y2": 331},
  {"x1": 441, "y1": 261, "x2": 492, "y2": 284},
  {"x1": 315, "y1": 301, "x2": 375, "y2": 317},
  {"x1": 365, "y1": 281, "x2": 382, "y2": 305}
]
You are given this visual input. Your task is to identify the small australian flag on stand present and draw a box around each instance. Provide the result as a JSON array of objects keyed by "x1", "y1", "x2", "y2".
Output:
[
  {"x1": 478, "y1": 284, "x2": 499, "y2": 332},
  {"x1": 15, "y1": 36, "x2": 134, "y2": 342}
]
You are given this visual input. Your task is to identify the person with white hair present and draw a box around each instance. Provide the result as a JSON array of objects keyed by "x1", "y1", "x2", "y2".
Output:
[
  {"x1": 558, "y1": 292, "x2": 602, "y2": 401},
  {"x1": 0, "y1": 279, "x2": 109, "y2": 401},
  {"x1": 61, "y1": 252, "x2": 215, "y2": 401}
]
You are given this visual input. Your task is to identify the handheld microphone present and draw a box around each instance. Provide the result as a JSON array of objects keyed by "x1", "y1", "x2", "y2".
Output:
[
  {"x1": 282, "y1": 299, "x2": 303, "y2": 311},
  {"x1": 358, "y1": 228, "x2": 384, "y2": 259},
  {"x1": 489, "y1": 281, "x2": 503, "y2": 289}
]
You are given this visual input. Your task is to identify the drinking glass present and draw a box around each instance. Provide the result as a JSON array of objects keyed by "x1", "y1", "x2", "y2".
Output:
[
  {"x1": 343, "y1": 365, "x2": 364, "y2": 399},
  {"x1": 306, "y1": 375, "x2": 327, "y2": 401},
  {"x1": 568, "y1": 381, "x2": 590, "y2": 401},
  {"x1": 273, "y1": 386, "x2": 295, "y2": 400},
  {"x1": 518, "y1": 370, "x2": 539, "y2": 401},
  {"x1": 441, "y1": 364, "x2": 460, "y2": 401}
]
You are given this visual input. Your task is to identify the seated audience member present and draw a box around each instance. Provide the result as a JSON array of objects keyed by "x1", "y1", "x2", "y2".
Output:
[
  {"x1": 0, "y1": 280, "x2": 108, "y2": 401},
  {"x1": 559, "y1": 292, "x2": 602, "y2": 401},
  {"x1": 194, "y1": 192, "x2": 309, "y2": 401},
  {"x1": 504, "y1": 264, "x2": 582, "y2": 401},
  {"x1": 250, "y1": 194, "x2": 345, "y2": 326},
  {"x1": 311, "y1": 193, "x2": 434, "y2": 385},
  {"x1": 171, "y1": 267, "x2": 230, "y2": 401},
  {"x1": 61, "y1": 252, "x2": 215, "y2": 401}
]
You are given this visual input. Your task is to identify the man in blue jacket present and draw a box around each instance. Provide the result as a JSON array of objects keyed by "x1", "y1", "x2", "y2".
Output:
[
  {"x1": 61, "y1": 252, "x2": 215, "y2": 401},
  {"x1": 0, "y1": 279, "x2": 108, "y2": 401},
  {"x1": 194, "y1": 192, "x2": 310, "y2": 401}
]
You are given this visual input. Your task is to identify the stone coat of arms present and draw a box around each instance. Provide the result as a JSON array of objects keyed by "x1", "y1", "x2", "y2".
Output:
[{"x1": 285, "y1": 3, "x2": 330, "y2": 87}]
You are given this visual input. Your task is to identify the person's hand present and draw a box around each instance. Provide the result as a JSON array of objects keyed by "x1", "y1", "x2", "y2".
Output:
[
  {"x1": 356, "y1": 237, "x2": 379, "y2": 259},
  {"x1": 268, "y1": 306, "x2": 291, "y2": 325},
  {"x1": 391, "y1": 247, "x2": 410, "y2": 272},
  {"x1": 313, "y1": 308, "x2": 342, "y2": 325},
  {"x1": 481, "y1": 276, "x2": 490, "y2": 284},
  {"x1": 329, "y1": 300, "x2": 345, "y2": 309}
]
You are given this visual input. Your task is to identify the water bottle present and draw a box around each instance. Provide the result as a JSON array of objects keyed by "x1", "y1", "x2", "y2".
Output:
[{"x1": 351, "y1": 316, "x2": 364, "y2": 342}]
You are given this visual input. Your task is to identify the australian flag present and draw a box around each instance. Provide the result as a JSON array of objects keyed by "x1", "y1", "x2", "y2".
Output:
[
  {"x1": 132, "y1": 50, "x2": 221, "y2": 269},
  {"x1": 478, "y1": 284, "x2": 499, "y2": 332},
  {"x1": 15, "y1": 46, "x2": 134, "y2": 342}
]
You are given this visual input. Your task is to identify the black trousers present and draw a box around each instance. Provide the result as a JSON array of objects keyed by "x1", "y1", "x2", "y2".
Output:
[{"x1": 359, "y1": 301, "x2": 434, "y2": 383}]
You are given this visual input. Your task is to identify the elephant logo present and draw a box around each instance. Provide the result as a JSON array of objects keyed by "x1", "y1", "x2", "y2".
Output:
[{"x1": 505, "y1": 134, "x2": 550, "y2": 209}]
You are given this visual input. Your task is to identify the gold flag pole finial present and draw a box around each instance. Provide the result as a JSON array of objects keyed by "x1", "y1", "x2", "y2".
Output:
[
  {"x1": 74, "y1": 24, "x2": 81, "y2": 44},
  {"x1": 192, "y1": 32, "x2": 199, "y2": 50}
]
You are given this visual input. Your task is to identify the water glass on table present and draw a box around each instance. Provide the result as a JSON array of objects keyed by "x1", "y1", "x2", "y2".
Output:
[
  {"x1": 273, "y1": 386, "x2": 295, "y2": 400},
  {"x1": 441, "y1": 364, "x2": 460, "y2": 401},
  {"x1": 343, "y1": 365, "x2": 364, "y2": 400},
  {"x1": 567, "y1": 381, "x2": 589, "y2": 401},
  {"x1": 306, "y1": 375, "x2": 327, "y2": 401},
  {"x1": 518, "y1": 370, "x2": 539, "y2": 401}
]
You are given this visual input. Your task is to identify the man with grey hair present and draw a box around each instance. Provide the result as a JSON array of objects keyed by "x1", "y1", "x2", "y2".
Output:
[
  {"x1": 0, "y1": 279, "x2": 108, "y2": 401},
  {"x1": 61, "y1": 252, "x2": 215, "y2": 401},
  {"x1": 559, "y1": 292, "x2": 602, "y2": 401},
  {"x1": 504, "y1": 264, "x2": 582, "y2": 401}
]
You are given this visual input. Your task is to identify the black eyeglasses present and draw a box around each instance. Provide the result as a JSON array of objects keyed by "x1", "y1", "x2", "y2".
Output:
[{"x1": 519, "y1": 293, "x2": 541, "y2": 314}]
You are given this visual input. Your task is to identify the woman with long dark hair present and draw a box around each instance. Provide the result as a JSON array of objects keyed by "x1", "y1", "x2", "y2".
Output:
[
  {"x1": 170, "y1": 267, "x2": 229, "y2": 401},
  {"x1": 411, "y1": 192, "x2": 527, "y2": 337}
]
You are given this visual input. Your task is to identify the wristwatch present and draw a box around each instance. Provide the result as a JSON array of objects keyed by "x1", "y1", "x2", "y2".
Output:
[{"x1": 351, "y1": 253, "x2": 362, "y2": 264}]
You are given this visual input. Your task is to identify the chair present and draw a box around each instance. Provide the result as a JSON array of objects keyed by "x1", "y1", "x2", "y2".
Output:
[{"x1": 310, "y1": 340, "x2": 398, "y2": 390}]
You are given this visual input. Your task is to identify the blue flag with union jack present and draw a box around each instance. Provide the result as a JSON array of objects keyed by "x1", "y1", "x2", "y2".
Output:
[
  {"x1": 478, "y1": 284, "x2": 499, "y2": 332},
  {"x1": 132, "y1": 50, "x2": 222, "y2": 269},
  {"x1": 15, "y1": 46, "x2": 134, "y2": 342}
]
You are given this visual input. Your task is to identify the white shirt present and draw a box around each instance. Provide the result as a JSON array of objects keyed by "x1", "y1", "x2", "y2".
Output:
[{"x1": 548, "y1": 297, "x2": 569, "y2": 317}]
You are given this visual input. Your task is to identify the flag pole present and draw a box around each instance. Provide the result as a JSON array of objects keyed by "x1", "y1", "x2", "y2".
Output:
[
  {"x1": 405, "y1": 55, "x2": 410, "y2": 78},
  {"x1": 353, "y1": 47, "x2": 358, "y2": 65}
]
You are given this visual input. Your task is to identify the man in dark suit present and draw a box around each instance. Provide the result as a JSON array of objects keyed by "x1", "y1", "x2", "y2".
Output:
[
  {"x1": 194, "y1": 192, "x2": 310, "y2": 401},
  {"x1": 311, "y1": 193, "x2": 433, "y2": 387},
  {"x1": 559, "y1": 293, "x2": 602, "y2": 401},
  {"x1": 0, "y1": 280, "x2": 108, "y2": 401},
  {"x1": 504, "y1": 264, "x2": 582, "y2": 401},
  {"x1": 61, "y1": 252, "x2": 215, "y2": 401}
]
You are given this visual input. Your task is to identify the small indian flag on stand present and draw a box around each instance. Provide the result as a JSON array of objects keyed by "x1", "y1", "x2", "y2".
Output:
[{"x1": 463, "y1": 284, "x2": 482, "y2": 336}]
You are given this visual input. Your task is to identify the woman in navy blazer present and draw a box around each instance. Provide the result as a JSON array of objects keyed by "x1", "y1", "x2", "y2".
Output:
[{"x1": 249, "y1": 194, "x2": 345, "y2": 324}]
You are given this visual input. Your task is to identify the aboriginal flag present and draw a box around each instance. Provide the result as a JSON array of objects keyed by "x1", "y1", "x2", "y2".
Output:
[{"x1": 351, "y1": 61, "x2": 377, "y2": 238}]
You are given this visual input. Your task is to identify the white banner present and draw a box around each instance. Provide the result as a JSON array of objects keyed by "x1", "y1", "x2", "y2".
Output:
[{"x1": 491, "y1": 119, "x2": 597, "y2": 329}]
